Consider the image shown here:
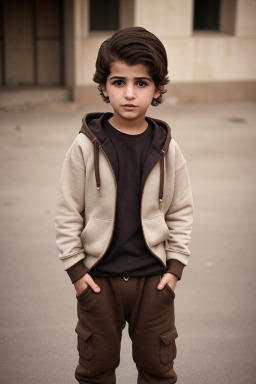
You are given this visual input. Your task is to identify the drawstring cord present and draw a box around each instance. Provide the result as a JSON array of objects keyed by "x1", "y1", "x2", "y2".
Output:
[
  {"x1": 159, "y1": 150, "x2": 165, "y2": 209},
  {"x1": 92, "y1": 138, "x2": 101, "y2": 197},
  {"x1": 92, "y1": 136, "x2": 165, "y2": 209}
]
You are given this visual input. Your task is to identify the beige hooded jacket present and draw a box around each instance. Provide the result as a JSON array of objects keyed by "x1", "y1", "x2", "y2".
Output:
[{"x1": 55, "y1": 113, "x2": 193, "y2": 283}]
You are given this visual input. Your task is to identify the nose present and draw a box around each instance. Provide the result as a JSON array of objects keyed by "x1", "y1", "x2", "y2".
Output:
[{"x1": 124, "y1": 84, "x2": 135, "y2": 100}]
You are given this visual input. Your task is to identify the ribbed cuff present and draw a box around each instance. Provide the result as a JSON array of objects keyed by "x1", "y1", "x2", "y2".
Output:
[
  {"x1": 165, "y1": 259, "x2": 185, "y2": 280},
  {"x1": 66, "y1": 260, "x2": 89, "y2": 284}
]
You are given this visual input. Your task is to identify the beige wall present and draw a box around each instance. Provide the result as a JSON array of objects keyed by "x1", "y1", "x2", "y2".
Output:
[
  {"x1": 73, "y1": 0, "x2": 256, "y2": 103},
  {"x1": 74, "y1": 34, "x2": 256, "y2": 82},
  {"x1": 1, "y1": 0, "x2": 255, "y2": 102},
  {"x1": 163, "y1": 35, "x2": 256, "y2": 82},
  {"x1": 134, "y1": 0, "x2": 193, "y2": 36}
]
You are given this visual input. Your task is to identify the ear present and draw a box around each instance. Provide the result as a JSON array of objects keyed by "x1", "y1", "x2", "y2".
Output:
[
  {"x1": 153, "y1": 85, "x2": 163, "y2": 100},
  {"x1": 100, "y1": 83, "x2": 108, "y2": 97}
]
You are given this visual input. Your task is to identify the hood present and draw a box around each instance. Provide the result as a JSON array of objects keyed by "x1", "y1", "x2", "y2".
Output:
[{"x1": 79, "y1": 112, "x2": 172, "y2": 208}]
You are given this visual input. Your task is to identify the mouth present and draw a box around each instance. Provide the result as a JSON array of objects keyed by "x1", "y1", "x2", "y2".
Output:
[{"x1": 122, "y1": 104, "x2": 137, "y2": 110}]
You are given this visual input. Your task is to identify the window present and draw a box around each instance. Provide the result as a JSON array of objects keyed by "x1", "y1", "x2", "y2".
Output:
[
  {"x1": 90, "y1": 0, "x2": 120, "y2": 32},
  {"x1": 193, "y1": 0, "x2": 221, "y2": 31}
]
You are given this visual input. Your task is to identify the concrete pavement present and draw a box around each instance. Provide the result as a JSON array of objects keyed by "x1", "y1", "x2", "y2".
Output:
[{"x1": 0, "y1": 101, "x2": 255, "y2": 383}]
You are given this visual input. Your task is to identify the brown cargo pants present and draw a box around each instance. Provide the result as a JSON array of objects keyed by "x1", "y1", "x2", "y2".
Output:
[{"x1": 75, "y1": 275, "x2": 178, "y2": 384}]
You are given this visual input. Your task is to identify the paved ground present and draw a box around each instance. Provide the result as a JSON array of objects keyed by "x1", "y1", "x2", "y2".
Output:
[{"x1": 0, "y1": 101, "x2": 255, "y2": 384}]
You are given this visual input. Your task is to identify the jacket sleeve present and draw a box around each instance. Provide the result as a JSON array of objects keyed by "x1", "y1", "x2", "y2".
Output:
[
  {"x1": 164, "y1": 144, "x2": 193, "y2": 279},
  {"x1": 55, "y1": 144, "x2": 88, "y2": 280}
]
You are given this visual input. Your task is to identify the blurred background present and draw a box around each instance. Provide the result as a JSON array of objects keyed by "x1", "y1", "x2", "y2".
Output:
[
  {"x1": 0, "y1": 0, "x2": 256, "y2": 108},
  {"x1": 0, "y1": 1, "x2": 256, "y2": 384}
]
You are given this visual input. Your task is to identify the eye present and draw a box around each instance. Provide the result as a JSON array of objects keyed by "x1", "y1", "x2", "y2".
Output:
[
  {"x1": 112, "y1": 80, "x2": 125, "y2": 86},
  {"x1": 136, "y1": 81, "x2": 147, "y2": 87}
]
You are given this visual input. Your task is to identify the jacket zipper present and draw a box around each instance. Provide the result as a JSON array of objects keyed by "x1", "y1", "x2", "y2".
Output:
[
  {"x1": 87, "y1": 146, "x2": 117, "y2": 272},
  {"x1": 140, "y1": 154, "x2": 166, "y2": 269}
]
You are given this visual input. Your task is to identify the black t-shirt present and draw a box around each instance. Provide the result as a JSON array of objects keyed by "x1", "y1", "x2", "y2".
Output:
[{"x1": 90, "y1": 119, "x2": 164, "y2": 277}]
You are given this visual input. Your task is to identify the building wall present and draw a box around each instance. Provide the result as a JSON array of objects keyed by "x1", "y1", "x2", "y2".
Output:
[
  {"x1": 134, "y1": 0, "x2": 193, "y2": 36},
  {"x1": 0, "y1": 0, "x2": 256, "y2": 104},
  {"x1": 1, "y1": 0, "x2": 255, "y2": 104},
  {"x1": 73, "y1": 0, "x2": 256, "y2": 104}
]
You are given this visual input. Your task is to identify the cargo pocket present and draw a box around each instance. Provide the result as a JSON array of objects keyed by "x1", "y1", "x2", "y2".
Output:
[
  {"x1": 160, "y1": 327, "x2": 178, "y2": 365},
  {"x1": 75, "y1": 322, "x2": 93, "y2": 361}
]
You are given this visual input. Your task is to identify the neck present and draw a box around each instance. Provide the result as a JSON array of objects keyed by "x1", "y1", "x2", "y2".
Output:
[{"x1": 109, "y1": 115, "x2": 148, "y2": 135}]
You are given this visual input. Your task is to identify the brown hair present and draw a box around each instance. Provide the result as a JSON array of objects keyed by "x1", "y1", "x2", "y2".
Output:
[{"x1": 93, "y1": 27, "x2": 169, "y2": 106}]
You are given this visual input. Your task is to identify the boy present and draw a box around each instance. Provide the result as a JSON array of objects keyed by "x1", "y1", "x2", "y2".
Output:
[{"x1": 55, "y1": 27, "x2": 193, "y2": 384}]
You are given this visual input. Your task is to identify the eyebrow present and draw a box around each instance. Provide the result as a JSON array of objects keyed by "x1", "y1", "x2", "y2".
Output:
[{"x1": 109, "y1": 76, "x2": 152, "y2": 82}]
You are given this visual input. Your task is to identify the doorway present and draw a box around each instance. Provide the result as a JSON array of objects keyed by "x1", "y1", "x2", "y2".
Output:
[{"x1": 0, "y1": 0, "x2": 64, "y2": 87}]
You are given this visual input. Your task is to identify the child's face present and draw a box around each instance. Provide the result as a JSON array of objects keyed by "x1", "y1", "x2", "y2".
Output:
[{"x1": 101, "y1": 61, "x2": 161, "y2": 125}]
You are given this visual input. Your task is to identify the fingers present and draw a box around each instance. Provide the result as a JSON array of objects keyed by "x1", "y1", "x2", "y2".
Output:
[
  {"x1": 84, "y1": 273, "x2": 101, "y2": 293},
  {"x1": 157, "y1": 273, "x2": 178, "y2": 291},
  {"x1": 74, "y1": 273, "x2": 101, "y2": 295},
  {"x1": 157, "y1": 274, "x2": 170, "y2": 290},
  {"x1": 74, "y1": 279, "x2": 88, "y2": 296}
]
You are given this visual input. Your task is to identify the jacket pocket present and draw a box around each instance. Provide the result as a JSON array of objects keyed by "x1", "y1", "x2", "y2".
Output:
[
  {"x1": 160, "y1": 327, "x2": 178, "y2": 365},
  {"x1": 143, "y1": 215, "x2": 169, "y2": 248},
  {"x1": 75, "y1": 322, "x2": 93, "y2": 361},
  {"x1": 81, "y1": 217, "x2": 112, "y2": 257}
]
